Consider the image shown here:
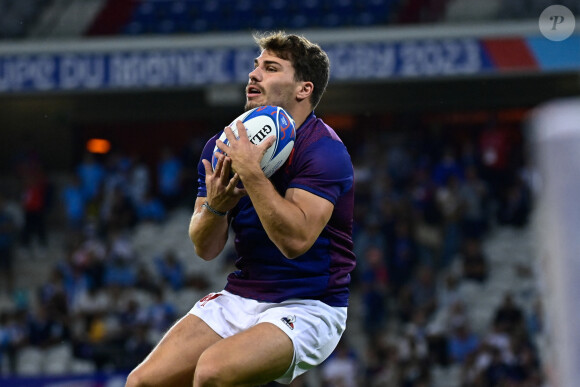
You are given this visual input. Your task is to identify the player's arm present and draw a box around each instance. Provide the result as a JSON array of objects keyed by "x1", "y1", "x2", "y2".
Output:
[
  {"x1": 247, "y1": 181, "x2": 333, "y2": 259},
  {"x1": 188, "y1": 196, "x2": 230, "y2": 261},
  {"x1": 217, "y1": 122, "x2": 334, "y2": 258},
  {"x1": 189, "y1": 153, "x2": 246, "y2": 260}
]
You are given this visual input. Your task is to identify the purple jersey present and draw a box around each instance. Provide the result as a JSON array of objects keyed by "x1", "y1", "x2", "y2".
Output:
[{"x1": 197, "y1": 112, "x2": 355, "y2": 307}]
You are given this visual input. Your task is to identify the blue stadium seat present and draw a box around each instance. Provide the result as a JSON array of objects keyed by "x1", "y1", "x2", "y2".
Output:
[
  {"x1": 288, "y1": 14, "x2": 309, "y2": 29},
  {"x1": 119, "y1": 0, "x2": 397, "y2": 36},
  {"x1": 123, "y1": 20, "x2": 146, "y2": 35}
]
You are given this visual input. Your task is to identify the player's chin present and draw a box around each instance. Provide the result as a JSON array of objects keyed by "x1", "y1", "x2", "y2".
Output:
[{"x1": 245, "y1": 101, "x2": 261, "y2": 111}]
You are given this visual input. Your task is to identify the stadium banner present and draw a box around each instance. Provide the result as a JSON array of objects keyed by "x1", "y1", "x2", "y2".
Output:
[
  {"x1": 0, "y1": 35, "x2": 578, "y2": 94},
  {"x1": 0, "y1": 372, "x2": 128, "y2": 387}
]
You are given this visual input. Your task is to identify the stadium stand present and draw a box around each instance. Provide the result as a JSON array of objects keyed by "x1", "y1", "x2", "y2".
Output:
[
  {"x1": 0, "y1": 0, "x2": 50, "y2": 39},
  {"x1": 0, "y1": 0, "x2": 571, "y2": 385}
]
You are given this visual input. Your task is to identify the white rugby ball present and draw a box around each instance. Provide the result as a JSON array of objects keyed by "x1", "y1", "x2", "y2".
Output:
[{"x1": 212, "y1": 105, "x2": 296, "y2": 178}]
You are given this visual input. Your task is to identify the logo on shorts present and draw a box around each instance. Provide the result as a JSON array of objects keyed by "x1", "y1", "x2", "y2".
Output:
[
  {"x1": 199, "y1": 293, "x2": 222, "y2": 307},
  {"x1": 281, "y1": 315, "x2": 296, "y2": 330}
]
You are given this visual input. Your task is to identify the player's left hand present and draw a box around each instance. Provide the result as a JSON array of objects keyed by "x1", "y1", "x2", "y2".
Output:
[{"x1": 201, "y1": 151, "x2": 246, "y2": 213}]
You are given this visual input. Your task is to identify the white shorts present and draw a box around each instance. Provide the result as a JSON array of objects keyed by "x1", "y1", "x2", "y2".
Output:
[{"x1": 189, "y1": 290, "x2": 348, "y2": 384}]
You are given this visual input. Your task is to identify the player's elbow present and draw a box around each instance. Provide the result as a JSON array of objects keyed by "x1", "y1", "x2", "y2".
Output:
[
  {"x1": 277, "y1": 238, "x2": 313, "y2": 259},
  {"x1": 193, "y1": 244, "x2": 221, "y2": 261}
]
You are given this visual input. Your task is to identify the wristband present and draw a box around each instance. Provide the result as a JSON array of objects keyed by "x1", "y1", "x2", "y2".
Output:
[{"x1": 202, "y1": 201, "x2": 228, "y2": 217}]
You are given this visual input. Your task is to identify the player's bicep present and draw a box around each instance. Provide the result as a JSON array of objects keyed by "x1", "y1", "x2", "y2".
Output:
[{"x1": 285, "y1": 187, "x2": 333, "y2": 240}]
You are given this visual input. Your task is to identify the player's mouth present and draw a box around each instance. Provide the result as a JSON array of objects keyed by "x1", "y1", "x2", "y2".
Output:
[{"x1": 246, "y1": 85, "x2": 262, "y2": 98}]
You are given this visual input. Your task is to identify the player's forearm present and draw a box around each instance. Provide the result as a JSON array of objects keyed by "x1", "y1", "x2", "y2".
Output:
[
  {"x1": 242, "y1": 172, "x2": 314, "y2": 259},
  {"x1": 189, "y1": 206, "x2": 229, "y2": 260}
]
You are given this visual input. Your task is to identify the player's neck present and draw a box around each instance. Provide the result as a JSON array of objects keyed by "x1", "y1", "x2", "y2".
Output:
[{"x1": 289, "y1": 104, "x2": 312, "y2": 129}]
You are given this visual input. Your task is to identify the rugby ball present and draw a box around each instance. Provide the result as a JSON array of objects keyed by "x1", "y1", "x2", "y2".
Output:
[{"x1": 212, "y1": 105, "x2": 296, "y2": 178}]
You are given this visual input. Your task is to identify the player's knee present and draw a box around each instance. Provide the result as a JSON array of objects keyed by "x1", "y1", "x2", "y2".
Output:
[
  {"x1": 194, "y1": 353, "x2": 234, "y2": 387},
  {"x1": 125, "y1": 367, "x2": 151, "y2": 387}
]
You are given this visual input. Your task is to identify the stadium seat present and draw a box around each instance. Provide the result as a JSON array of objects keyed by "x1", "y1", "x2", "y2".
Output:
[
  {"x1": 16, "y1": 346, "x2": 44, "y2": 376},
  {"x1": 43, "y1": 344, "x2": 72, "y2": 375}
]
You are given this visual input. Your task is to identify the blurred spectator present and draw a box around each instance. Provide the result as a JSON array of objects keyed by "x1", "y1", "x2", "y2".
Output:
[
  {"x1": 459, "y1": 165, "x2": 489, "y2": 239},
  {"x1": 26, "y1": 304, "x2": 69, "y2": 348},
  {"x1": 134, "y1": 264, "x2": 162, "y2": 295},
  {"x1": 497, "y1": 176, "x2": 531, "y2": 227},
  {"x1": 77, "y1": 153, "x2": 105, "y2": 201},
  {"x1": 397, "y1": 326, "x2": 432, "y2": 387},
  {"x1": 107, "y1": 228, "x2": 136, "y2": 262},
  {"x1": 445, "y1": 300, "x2": 470, "y2": 334},
  {"x1": 438, "y1": 273, "x2": 462, "y2": 309},
  {"x1": 0, "y1": 310, "x2": 28, "y2": 375},
  {"x1": 151, "y1": 249, "x2": 209, "y2": 293},
  {"x1": 321, "y1": 339, "x2": 360, "y2": 387},
  {"x1": 128, "y1": 154, "x2": 151, "y2": 205},
  {"x1": 157, "y1": 146, "x2": 183, "y2": 209},
  {"x1": 448, "y1": 320, "x2": 479, "y2": 364},
  {"x1": 493, "y1": 292, "x2": 524, "y2": 335},
  {"x1": 411, "y1": 166, "x2": 442, "y2": 267},
  {"x1": 179, "y1": 136, "x2": 206, "y2": 208},
  {"x1": 389, "y1": 220, "x2": 417, "y2": 295},
  {"x1": 353, "y1": 215, "x2": 388, "y2": 277},
  {"x1": 459, "y1": 237, "x2": 488, "y2": 283},
  {"x1": 20, "y1": 171, "x2": 50, "y2": 252},
  {"x1": 526, "y1": 297, "x2": 543, "y2": 337},
  {"x1": 386, "y1": 139, "x2": 413, "y2": 189},
  {"x1": 359, "y1": 245, "x2": 390, "y2": 337},
  {"x1": 435, "y1": 175, "x2": 465, "y2": 267},
  {"x1": 37, "y1": 268, "x2": 69, "y2": 321},
  {"x1": 120, "y1": 324, "x2": 153, "y2": 371},
  {"x1": 432, "y1": 147, "x2": 463, "y2": 187},
  {"x1": 61, "y1": 175, "x2": 87, "y2": 231},
  {"x1": 141, "y1": 288, "x2": 177, "y2": 342},
  {"x1": 0, "y1": 192, "x2": 18, "y2": 293},
  {"x1": 71, "y1": 285, "x2": 111, "y2": 331},
  {"x1": 483, "y1": 347, "x2": 514, "y2": 386},
  {"x1": 409, "y1": 265, "x2": 438, "y2": 318},
  {"x1": 365, "y1": 340, "x2": 401, "y2": 387},
  {"x1": 103, "y1": 256, "x2": 137, "y2": 288},
  {"x1": 484, "y1": 321, "x2": 515, "y2": 368},
  {"x1": 135, "y1": 190, "x2": 166, "y2": 223},
  {"x1": 100, "y1": 185, "x2": 137, "y2": 232},
  {"x1": 154, "y1": 249, "x2": 186, "y2": 291}
]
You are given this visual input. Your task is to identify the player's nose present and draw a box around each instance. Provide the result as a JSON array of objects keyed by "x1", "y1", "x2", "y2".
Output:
[{"x1": 248, "y1": 67, "x2": 261, "y2": 81}]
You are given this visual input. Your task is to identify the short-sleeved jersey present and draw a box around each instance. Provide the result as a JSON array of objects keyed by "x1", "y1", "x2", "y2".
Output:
[{"x1": 197, "y1": 112, "x2": 355, "y2": 307}]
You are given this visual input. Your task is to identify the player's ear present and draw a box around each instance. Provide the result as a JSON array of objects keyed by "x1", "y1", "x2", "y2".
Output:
[{"x1": 296, "y1": 81, "x2": 313, "y2": 102}]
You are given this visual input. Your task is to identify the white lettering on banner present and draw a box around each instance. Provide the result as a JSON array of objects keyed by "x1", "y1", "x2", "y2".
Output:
[
  {"x1": 399, "y1": 39, "x2": 481, "y2": 77},
  {"x1": 234, "y1": 49, "x2": 257, "y2": 82},
  {"x1": 0, "y1": 55, "x2": 55, "y2": 91},
  {"x1": 110, "y1": 50, "x2": 231, "y2": 88},
  {"x1": 0, "y1": 40, "x2": 485, "y2": 93},
  {"x1": 329, "y1": 44, "x2": 397, "y2": 79},
  {"x1": 60, "y1": 54, "x2": 105, "y2": 90}
]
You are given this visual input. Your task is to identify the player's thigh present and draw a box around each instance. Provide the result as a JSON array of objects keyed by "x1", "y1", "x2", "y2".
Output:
[
  {"x1": 194, "y1": 322, "x2": 294, "y2": 386},
  {"x1": 127, "y1": 313, "x2": 222, "y2": 387}
]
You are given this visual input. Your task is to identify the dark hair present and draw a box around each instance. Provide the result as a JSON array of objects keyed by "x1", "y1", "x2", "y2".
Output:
[{"x1": 254, "y1": 31, "x2": 330, "y2": 109}]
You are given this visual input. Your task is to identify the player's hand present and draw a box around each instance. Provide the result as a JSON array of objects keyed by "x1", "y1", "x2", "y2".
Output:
[
  {"x1": 217, "y1": 121, "x2": 276, "y2": 180},
  {"x1": 202, "y1": 151, "x2": 247, "y2": 213}
]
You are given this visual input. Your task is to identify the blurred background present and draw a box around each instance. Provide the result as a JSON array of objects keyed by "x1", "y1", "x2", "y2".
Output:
[{"x1": 0, "y1": 0, "x2": 579, "y2": 386}]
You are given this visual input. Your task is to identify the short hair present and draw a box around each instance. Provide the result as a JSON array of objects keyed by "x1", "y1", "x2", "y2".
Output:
[{"x1": 254, "y1": 31, "x2": 330, "y2": 109}]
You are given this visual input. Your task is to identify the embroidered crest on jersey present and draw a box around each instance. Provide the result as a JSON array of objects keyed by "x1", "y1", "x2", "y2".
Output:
[
  {"x1": 199, "y1": 293, "x2": 222, "y2": 307},
  {"x1": 281, "y1": 315, "x2": 296, "y2": 330}
]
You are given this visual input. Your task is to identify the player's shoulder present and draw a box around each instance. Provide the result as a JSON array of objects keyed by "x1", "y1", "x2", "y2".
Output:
[{"x1": 298, "y1": 114, "x2": 345, "y2": 146}]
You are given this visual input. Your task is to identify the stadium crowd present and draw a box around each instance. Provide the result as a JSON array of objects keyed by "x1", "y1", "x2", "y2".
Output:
[{"x1": 0, "y1": 113, "x2": 543, "y2": 386}]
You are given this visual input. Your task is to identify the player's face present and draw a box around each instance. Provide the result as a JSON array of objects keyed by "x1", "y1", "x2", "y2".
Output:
[{"x1": 245, "y1": 50, "x2": 299, "y2": 111}]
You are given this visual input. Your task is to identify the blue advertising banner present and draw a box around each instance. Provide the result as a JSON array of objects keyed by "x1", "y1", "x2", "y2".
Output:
[
  {"x1": 0, "y1": 38, "x2": 493, "y2": 94},
  {"x1": 2, "y1": 34, "x2": 578, "y2": 94},
  {"x1": 0, "y1": 372, "x2": 128, "y2": 387}
]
